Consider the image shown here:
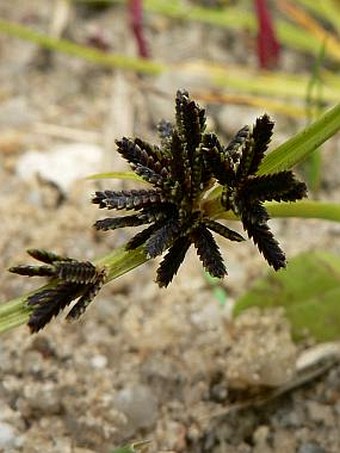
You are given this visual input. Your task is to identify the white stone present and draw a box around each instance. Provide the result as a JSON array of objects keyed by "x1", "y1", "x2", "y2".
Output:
[
  {"x1": 16, "y1": 143, "x2": 103, "y2": 192},
  {"x1": 0, "y1": 422, "x2": 16, "y2": 449}
]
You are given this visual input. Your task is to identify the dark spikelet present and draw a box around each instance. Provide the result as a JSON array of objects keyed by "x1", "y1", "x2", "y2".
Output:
[
  {"x1": 242, "y1": 217, "x2": 286, "y2": 270},
  {"x1": 115, "y1": 137, "x2": 148, "y2": 168},
  {"x1": 241, "y1": 172, "x2": 307, "y2": 203},
  {"x1": 138, "y1": 205, "x2": 174, "y2": 223},
  {"x1": 236, "y1": 115, "x2": 274, "y2": 180},
  {"x1": 190, "y1": 144, "x2": 204, "y2": 201},
  {"x1": 66, "y1": 268, "x2": 107, "y2": 320},
  {"x1": 145, "y1": 221, "x2": 181, "y2": 258},
  {"x1": 203, "y1": 133, "x2": 235, "y2": 185},
  {"x1": 8, "y1": 264, "x2": 55, "y2": 277},
  {"x1": 134, "y1": 138, "x2": 170, "y2": 171},
  {"x1": 156, "y1": 236, "x2": 191, "y2": 287},
  {"x1": 157, "y1": 119, "x2": 173, "y2": 141},
  {"x1": 224, "y1": 125, "x2": 249, "y2": 159},
  {"x1": 134, "y1": 165, "x2": 164, "y2": 186},
  {"x1": 235, "y1": 135, "x2": 254, "y2": 180},
  {"x1": 126, "y1": 222, "x2": 164, "y2": 250},
  {"x1": 238, "y1": 201, "x2": 269, "y2": 224},
  {"x1": 175, "y1": 89, "x2": 205, "y2": 156},
  {"x1": 55, "y1": 260, "x2": 98, "y2": 284},
  {"x1": 27, "y1": 249, "x2": 68, "y2": 264},
  {"x1": 27, "y1": 282, "x2": 81, "y2": 333},
  {"x1": 249, "y1": 114, "x2": 275, "y2": 175},
  {"x1": 116, "y1": 137, "x2": 169, "y2": 177},
  {"x1": 205, "y1": 219, "x2": 245, "y2": 242},
  {"x1": 12, "y1": 249, "x2": 109, "y2": 332},
  {"x1": 191, "y1": 225, "x2": 227, "y2": 278},
  {"x1": 92, "y1": 191, "x2": 109, "y2": 209},
  {"x1": 94, "y1": 215, "x2": 145, "y2": 231},
  {"x1": 168, "y1": 130, "x2": 187, "y2": 189},
  {"x1": 92, "y1": 189, "x2": 164, "y2": 211}
]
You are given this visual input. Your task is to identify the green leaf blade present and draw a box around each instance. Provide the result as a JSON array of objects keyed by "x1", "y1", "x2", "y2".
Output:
[
  {"x1": 233, "y1": 252, "x2": 340, "y2": 341},
  {"x1": 259, "y1": 103, "x2": 340, "y2": 174}
]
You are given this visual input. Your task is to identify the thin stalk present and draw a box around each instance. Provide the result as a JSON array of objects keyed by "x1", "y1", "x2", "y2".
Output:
[{"x1": 204, "y1": 199, "x2": 340, "y2": 223}]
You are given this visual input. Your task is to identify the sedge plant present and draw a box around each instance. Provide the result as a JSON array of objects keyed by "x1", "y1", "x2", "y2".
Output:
[{"x1": 1, "y1": 91, "x2": 340, "y2": 334}]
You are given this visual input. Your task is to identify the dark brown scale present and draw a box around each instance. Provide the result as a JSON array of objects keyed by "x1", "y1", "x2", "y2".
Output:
[
  {"x1": 156, "y1": 235, "x2": 192, "y2": 287},
  {"x1": 27, "y1": 281, "x2": 82, "y2": 333},
  {"x1": 66, "y1": 268, "x2": 107, "y2": 320},
  {"x1": 94, "y1": 215, "x2": 145, "y2": 231},
  {"x1": 8, "y1": 264, "x2": 55, "y2": 277},
  {"x1": 92, "y1": 189, "x2": 164, "y2": 211},
  {"x1": 191, "y1": 226, "x2": 227, "y2": 279},
  {"x1": 204, "y1": 219, "x2": 244, "y2": 242},
  {"x1": 27, "y1": 249, "x2": 69, "y2": 264},
  {"x1": 55, "y1": 261, "x2": 98, "y2": 284},
  {"x1": 224, "y1": 125, "x2": 249, "y2": 157},
  {"x1": 145, "y1": 220, "x2": 181, "y2": 258},
  {"x1": 157, "y1": 119, "x2": 173, "y2": 142}
]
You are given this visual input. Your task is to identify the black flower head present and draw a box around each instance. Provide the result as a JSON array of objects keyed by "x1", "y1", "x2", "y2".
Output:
[
  {"x1": 207, "y1": 114, "x2": 307, "y2": 269},
  {"x1": 93, "y1": 90, "x2": 307, "y2": 285},
  {"x1": 93, "y1": 89, "x2": 244, "y2": 287},
  {"x1": 9, "y1": 249, "x2": 107, "y2": 332}
]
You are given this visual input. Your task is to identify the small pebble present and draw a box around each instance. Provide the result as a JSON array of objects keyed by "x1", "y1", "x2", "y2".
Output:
[
  {"x1": 0, "y1": 422, "x2": 16, "y2": 449},
  {"x1": 298, "y1": 442, "x2": 326, "y2": 453},
  {"x1": 114, "y1": 384, "x2": 158, "y2": 432},
  {"x1": 16, "y1": 143, "x2": 103, "y2": 192},
  {"x1": 90, "y1": 354, "x2": 108, "y2": 369}
]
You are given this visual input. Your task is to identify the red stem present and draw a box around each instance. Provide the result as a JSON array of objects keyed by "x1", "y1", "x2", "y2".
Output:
[
  {"x1": 254, "y1": 0, "x2": 280, "y2": 69},
  {"x1": 128, "y1": 0, "x2": 150, "y2": 59}
]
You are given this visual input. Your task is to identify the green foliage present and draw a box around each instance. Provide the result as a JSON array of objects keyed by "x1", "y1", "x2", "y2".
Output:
[{"x1": 233, "y1": 252, "x2": 340, "y2": 342}]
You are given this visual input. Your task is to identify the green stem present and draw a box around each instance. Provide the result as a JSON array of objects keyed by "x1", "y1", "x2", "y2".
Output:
[
  {"x1": 266, "y1": 200, "x2": 340, "y2": 221},
  {"x1": 204, "y1": 199, "x2": 340, "y2": 223},
  {"x1": 94, "y1": 245, "x2": 149, "y2": 281}
]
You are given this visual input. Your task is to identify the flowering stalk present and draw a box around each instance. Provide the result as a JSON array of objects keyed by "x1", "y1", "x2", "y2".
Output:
[{"x1": 3, "y1": 96, "x2": 340, "y2": 334}]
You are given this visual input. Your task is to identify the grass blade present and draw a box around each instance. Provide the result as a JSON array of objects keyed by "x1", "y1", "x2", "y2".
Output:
[{"x1": 259, "y1": 102, "x2": 340, "y2": 174}]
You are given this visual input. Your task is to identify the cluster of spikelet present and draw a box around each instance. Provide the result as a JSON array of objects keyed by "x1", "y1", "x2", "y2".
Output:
[
  {"x1": 10, "y1": 90, "x2": 307, "y2": 331},
  {"x1": 93, "y1": 89, "x2": 307, "y2": 285}
]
